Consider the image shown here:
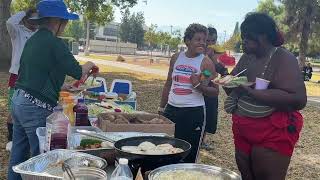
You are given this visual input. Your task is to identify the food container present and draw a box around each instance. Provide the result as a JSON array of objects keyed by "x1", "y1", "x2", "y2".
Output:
[
  {"x1": 68, "y1": 126, "x2": 103, "y2": 150},
  {"x1": 105, "y1": 92, "x2": 118, "y2": 100},
  {"x1": 13, "y1": 149, "x2": 107, "y2": 180},
  {"x1": 148, "y1": 163, "x2": 241, "y2": 180},
  {"x1": 72, "y1": 132, "x2": 168, "y2": 165},
  {"x1": 98, "y1": 112, "x2": 175, "y2": 136},
  {"x1": 64, "y1": 156, "x2": 107, "y2": 169},
  {"x1": 255, "y1": 77, "x2": 270, "y2": 90},
  {"x1": 36, "y1": 127, "x2": 46, "y2": 154},
  {"x1": 62, "y1": 167, "x2": 107, "y2": 180}
]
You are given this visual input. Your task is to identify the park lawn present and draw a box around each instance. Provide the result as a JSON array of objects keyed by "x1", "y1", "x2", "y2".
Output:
[{"x1": 0, "y1": 63, "x2": 319, "y2": 179}]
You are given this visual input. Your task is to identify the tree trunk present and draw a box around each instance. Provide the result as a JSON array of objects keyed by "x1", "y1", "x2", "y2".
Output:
[
  {"x1": 84, "y1": 19, "x2": 90, "y2": 56},
  {"x1": 0, "y1": 0, "x2": 12, "y2": 72},
  {"x1": 298, "y1": 4, "x2": 312, "y2": 68}
]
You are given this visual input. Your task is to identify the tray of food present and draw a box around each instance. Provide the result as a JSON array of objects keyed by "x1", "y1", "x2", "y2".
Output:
[
  {"x1": 213, "y1": 75, "x2": 254, "y2": 88},
  {"x1": 13, "y1": 149, "x2": 107, "y2": 180},
  {"x1": 67, "y1": 80, "x2": 102, "y2": 92},
  {"x1": 71, "y1": 131, "x2": 169, "y2": 151},
  {"x1": 71, "y1": 131, "x2": 168, "y2": 165},
  {"x1": 87, "y1": 102, "x2": 135, "y2": 116},
  {"x1": 98, "y1": 112, "x2": 175, "y2": 135},
  {"x1": 148, "y1": 163, "x2": 241, "y2": 180},
  {"x1": 100, "y1": 113, "x2": 169, "y2": 124}
]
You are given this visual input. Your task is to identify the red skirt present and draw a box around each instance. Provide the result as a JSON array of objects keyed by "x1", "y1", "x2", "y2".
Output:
[{"x1": 232, "y1": 111, "x2": 303, "y2": 156}]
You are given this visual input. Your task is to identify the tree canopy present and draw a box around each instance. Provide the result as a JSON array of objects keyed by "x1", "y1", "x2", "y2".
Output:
[{"x1": 119, "y1": 9, "x2": 145, "y2": 47}]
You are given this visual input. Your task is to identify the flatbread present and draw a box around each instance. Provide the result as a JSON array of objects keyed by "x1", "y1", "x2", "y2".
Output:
[
  {"x1": 121, "y1": 146, "x2": 140, "y2": 152},
  {"x1": 138, "y1": 141, "x2": 156, "y2": 151}
]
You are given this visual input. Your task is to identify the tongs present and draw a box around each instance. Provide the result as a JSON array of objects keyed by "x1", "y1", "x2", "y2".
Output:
[
  {"x1": 76, "y1": 129, "x2": 115, "y2": 144},
  {"x1": 62, "y1": 162, "x2": 75, "y2": 180},
  {"x1": 73, "y1": 66, "x2": 99, "y2": 88}
]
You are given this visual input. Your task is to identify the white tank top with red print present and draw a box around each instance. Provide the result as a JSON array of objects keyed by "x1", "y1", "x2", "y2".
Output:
[{"x1": 168, "y1": 52, "x2": 205, "y2": 107}]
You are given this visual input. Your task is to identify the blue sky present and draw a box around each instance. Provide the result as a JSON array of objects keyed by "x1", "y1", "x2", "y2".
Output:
[{"x1": 114, "y1": 0, "x2": 259, "y2": 42}]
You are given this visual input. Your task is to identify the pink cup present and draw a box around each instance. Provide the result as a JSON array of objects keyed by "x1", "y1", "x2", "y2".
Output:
[{"x1": 255, "y1": 77, "x2": 270, "y2": 90}]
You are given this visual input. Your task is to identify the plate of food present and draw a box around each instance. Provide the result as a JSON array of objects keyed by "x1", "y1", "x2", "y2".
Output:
[
  {"x1": 213, "y1": 75, "x2": 254, "y2": 88},
  {"x1": 66, "y1": 78, "x2": 102, "y2": 92}
]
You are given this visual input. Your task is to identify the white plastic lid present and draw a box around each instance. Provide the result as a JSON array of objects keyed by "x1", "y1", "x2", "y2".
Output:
[
  {"x1": 105, "y1": 92, "x2": 118, "y2": 98},
  {"x1": 119, "y1": 158, "x2": 128, "y2": 165}
]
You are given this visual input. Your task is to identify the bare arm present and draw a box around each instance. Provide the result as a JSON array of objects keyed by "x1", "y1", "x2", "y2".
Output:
[
  {"x1": 207, "y1": 49, "x2": 228, "y2": 76},
  {"x1": 246, "y1": 51, "x2": 307, "y2": 110},
  {"x1": 194, "y1": 56, "x2": 219, "y2": 97},
  {"x1": 159, "y1": 53, "x2": 178, "y2": 108}
]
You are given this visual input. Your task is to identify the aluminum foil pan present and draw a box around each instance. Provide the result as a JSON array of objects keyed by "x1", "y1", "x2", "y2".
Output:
[
  {"x1": 13, "y1": 149, "x2": 107, "y2": 180},
  {"x1": 148, "y1": 163, "x2": 241, "y2": 180}
]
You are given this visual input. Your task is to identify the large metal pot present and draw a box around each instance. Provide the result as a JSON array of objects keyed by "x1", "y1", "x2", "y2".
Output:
[{"x1": 148, "y1": 163, "x2": 241, "y2": 180}]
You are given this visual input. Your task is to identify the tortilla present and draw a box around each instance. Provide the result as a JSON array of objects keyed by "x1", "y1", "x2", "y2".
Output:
[{"x1": 138, "y1": 141, "x2": 156, "y2": 151}]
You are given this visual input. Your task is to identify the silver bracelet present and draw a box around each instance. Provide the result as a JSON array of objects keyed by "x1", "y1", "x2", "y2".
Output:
[{"x1": 193, "y1": 83, "x2": 201, "y2": 89}]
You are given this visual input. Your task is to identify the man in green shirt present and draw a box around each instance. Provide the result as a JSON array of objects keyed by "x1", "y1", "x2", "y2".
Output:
[{"x1": 8, "y1": 1, "x2": 97, "y2": 179}]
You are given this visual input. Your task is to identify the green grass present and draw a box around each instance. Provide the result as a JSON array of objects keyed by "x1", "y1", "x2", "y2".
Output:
[
  {"x1": 79, "y1": 60, "x2": 166, "y2": 80},
  {"x1": 81, "y1": 54, "x2": 170, "y2": 71},
  {"x1": 86, "y1": 54, "x2": 117, "y2": 61}
]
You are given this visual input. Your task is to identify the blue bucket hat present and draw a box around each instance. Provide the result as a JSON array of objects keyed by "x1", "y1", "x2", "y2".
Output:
[{"x1": 30, "y1": 0, "x2": 79, "y2": 20}]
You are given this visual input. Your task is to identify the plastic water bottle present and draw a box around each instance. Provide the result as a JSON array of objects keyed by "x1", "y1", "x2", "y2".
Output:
[
  {"x1": 45, "y1": 105, "x2": 70, "y2": 151},
  {"x1": 74, "y1": 98, "x2": 90, "y2": 126},
  {"x1": 110, "y1": 158, "x2": 133, "y2": 180}
]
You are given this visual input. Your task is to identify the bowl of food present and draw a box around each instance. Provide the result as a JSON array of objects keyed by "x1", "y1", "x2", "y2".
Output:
[{"x1": 148, "y1": 163, "x2": 241, "y2": 180}]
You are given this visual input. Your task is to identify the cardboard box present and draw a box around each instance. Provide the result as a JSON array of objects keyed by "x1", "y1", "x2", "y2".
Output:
[{"x1": 97, "y1": 112, "x2": 175, "y2": 136}]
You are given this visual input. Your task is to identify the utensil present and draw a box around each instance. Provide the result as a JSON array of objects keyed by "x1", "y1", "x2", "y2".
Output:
[
  {"x1": 76, "y1": 129, "x2": 115, "y2": 143},
  {"x1": 234, "y1": 68, "x2": 247, "y2": 77},
  {"x1": 62, "y1": 163, "x2": 75, "y2": 180},
  {"x1": 73, "y1": 66, "x2": 99, "y2": 88}
]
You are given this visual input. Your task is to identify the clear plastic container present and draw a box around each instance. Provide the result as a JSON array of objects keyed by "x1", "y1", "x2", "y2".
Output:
[
  {"x1": 59, "y1": 91, "x2": 71, "y2": 102},
  {"x1": 67, "y1": 126, "x2": 102, "y2": 150},
  {"x1": 110, "y1": 158, "x2": 133, "y2": 180},
  {"x1": 63, "y1": 96, "x2": 76, "y2": 126},
  {"x1": 46, "y1": 105, "x2": 70, "y2": 151},
  {"x1": 36, "y1": 127, "x2": 46, "y2": 153},
  {"x1": 89, "y1": 116, "x2": 99, "y2": 127},
  {"x1": 74, "y1": 99, "x2": 90, "y2": 126}
]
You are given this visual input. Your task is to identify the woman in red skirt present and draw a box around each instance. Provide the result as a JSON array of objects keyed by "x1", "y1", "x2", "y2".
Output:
[{"x1": 224, "y1": 13, "x2": 306, "y2": 180}]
